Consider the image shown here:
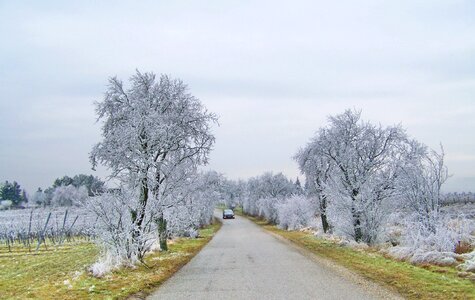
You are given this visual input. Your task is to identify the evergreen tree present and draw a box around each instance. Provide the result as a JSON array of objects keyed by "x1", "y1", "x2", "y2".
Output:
[{"x1": 0, "y1": 181, "x2": 23, "y2": 206}]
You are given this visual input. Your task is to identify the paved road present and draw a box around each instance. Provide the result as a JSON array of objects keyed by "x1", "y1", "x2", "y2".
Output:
[{"x1": 148, "y1": 213, "x2": 398, "y2": 300}]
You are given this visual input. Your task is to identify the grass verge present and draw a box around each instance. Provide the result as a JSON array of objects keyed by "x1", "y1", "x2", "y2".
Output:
[
  {"x1": 244, "y1": 215, "x2": 475, "y2": 300},
  {"x1": 0, "y1": 221, "x2": 221, "y2": 300}
]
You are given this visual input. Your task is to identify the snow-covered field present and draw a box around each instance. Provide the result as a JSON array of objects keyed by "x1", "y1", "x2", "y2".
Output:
[{"x1": 0, "y1": 206, "x2": 97, "y2": 249}]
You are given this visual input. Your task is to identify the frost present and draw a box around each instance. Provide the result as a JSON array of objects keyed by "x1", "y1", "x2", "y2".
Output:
[
  {"x1": 383, "y1": 247, "x2": 459, "y2": 266},
  {"x1": 458, "y1": 251, "x2": 475, "y2": 272},
  {"x1": 52, "y1": 185, "x2": 88, "y2": 207},
  {"x1": 276, "y1": 196, "x2": 316, "y2": 231},
  {"x1": 63, "y1": 279, "x2": 72, "y2": 289},
  {"x1": 90, "y1": 252, "x2": 130, "y2": 277},
  {"x1": 87, "y1": 71, "x2": 219, "y2": 274}
]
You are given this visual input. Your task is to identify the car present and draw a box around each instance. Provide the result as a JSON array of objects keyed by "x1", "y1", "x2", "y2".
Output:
[{"x1": 223, "y1": 209, "x2": 235, "y2": 219}]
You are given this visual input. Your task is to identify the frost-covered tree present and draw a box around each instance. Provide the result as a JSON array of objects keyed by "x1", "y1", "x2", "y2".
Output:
[
  {"x1": 221, "y1": 179, "x2": 246, "y2": 209},
  {"x1": 305, "y1": 110, "x2": 411, "y2": 243},
  {"x1": 32, "y1": 188, "x2": 46, "y2": 206},
  {"x1": 52, "y1": 174, "x2": 105, "y2": 196},
  {"x1": 166, "y1": 171, "x2": 223, "y2": 238},
  {"x1": 51, "y1": 185, "x2": 88, "y2": 207},
  {"x1": 399, "y1": 143, "x2": 449, "y2": 234},
  {"x1": 294, "y1": 177, "x2": 304, "y2": 195},
  {"x1": 243, "y1": 172, "x2": 296, "y2": 223},
  {"x1": 90, "y1": 70, "x2": 217, "y2": 259},
  {"x1": 295, "y1": 146, "x2": 332, "y2": 233},
  {"x1": 87, "y1": 187, "x2": 149, "y2": 276},
  {"x1": 276, "y1": 195, "x2": 316, "y2": 230}
]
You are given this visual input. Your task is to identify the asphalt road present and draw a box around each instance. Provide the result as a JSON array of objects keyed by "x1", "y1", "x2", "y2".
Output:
[{"x1": 148, "y1": 213, "x2": 400, "y2": 300}]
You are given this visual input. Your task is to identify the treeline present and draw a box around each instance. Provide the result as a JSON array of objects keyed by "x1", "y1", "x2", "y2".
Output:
[
  {"x1": 231, "y1": 110, "x2": 472, "y2": 261},
  {"x1": 442, "y1": 192, "x2": 475, "y2": 205},
  {"x1": 32, "y1": 174, "x2": 105, "y2": 207}
]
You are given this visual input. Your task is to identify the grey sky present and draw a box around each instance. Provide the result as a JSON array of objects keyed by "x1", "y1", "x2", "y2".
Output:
[{"x1": 1, "y1": 1, "x2": 474, "y2": 193}]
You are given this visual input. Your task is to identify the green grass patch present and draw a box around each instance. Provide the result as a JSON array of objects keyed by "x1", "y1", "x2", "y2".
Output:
[
  {"x1": 0, "y1": 222, "x2": 221, "y2": 299},
  {"x1": 245, "y1": 215, "x2": 475, "y2": 300}
]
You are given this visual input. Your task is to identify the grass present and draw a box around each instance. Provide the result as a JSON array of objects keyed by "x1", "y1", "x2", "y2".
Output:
[
  {"x1": 0, "y1": 222, "x2": 221, "y2": 299},
  {"x1": 244, "y1": 215, "x2": 475, "y2": 300}
]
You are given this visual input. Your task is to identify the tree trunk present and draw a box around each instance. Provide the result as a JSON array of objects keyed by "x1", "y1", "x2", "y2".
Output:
[
  {"x1": 352, "y1": 207, "x2": 363, "y2": 242},
  {"x1": 132, "y1": 176, "x2": 148, "y2": 260},
  {"x1": 321, "y1": 213, "x2": 330, "y2": 233},
  {"x1": 320, "y1": 195, "x2": 331, "y2": 233},
  {"x1": 350, "y1": 188, "x2": 363, "y2": 242},
  {"x1": 136, "y1": 177, "x2": 149, "y2": 229},
  {"x1": 156, "y1": 214, "x2": 168, "y2": 251}
]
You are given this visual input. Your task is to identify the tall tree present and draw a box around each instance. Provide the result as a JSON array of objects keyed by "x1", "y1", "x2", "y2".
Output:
[
  {"x1": 303, "y1": 110, "x2": 410, "y2": 243},
  {"x1": 90, "y1": 70, "x2": 217, "y2": 256}
]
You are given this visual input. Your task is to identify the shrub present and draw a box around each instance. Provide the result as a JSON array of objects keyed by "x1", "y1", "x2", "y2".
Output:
[{"x1": 276, "y1": 196, "x2": 316, "y2": 231}]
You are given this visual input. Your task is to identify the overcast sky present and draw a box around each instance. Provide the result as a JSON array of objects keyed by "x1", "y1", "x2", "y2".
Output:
[{"x1": 1, "y1": 0, "x2": 474, "y2": 193}]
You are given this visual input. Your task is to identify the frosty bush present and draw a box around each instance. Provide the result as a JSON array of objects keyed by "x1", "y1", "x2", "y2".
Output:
[
  {"x1": 458, "y1": 251, "x2": 475, "y2": 272},
  {"x1": 276, "y1": 196, "x2": 316, "y2": 230},
  {"x1": 52, "y1": 185, "x2": 88, "y2": 207},
  {"x1": 384, "y1": 247, "x2": 459, "y2": 266},
  {"x1": 165, "y1": 171, "x2": 223, "y2": 238},
  {"x1": 401, "y1": 214, "x2": 474, "y2": 253},
  {"x1": 381, "y1": 212, "x2": 475, "y2": 266},
  {"x1": 0, "y1": 200, "x2": 13, "y2": 210},
  {"x1": 242, "y1": 172, "x2": 297, "y2": 221},
  {"x1": 86, "y1": 187, "x2": 156, "y2": 276},
  {"x1": 257, "y1": 197, "x2": 283, "y2": 223},
  {"x1": 398, "y1": 144, "x2": 448, "y2": 233},
  {"x1": 86, "y1": 169, "x2": 223, "y2": 277}
]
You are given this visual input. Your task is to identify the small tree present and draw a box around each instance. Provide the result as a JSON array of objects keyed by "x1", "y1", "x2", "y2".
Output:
[
  {"x1": 243, "y1": 172, "x2": 296, "y2": 222},
  {"x1": 0, "y1": 181, "x2": 23, "y2": 206},
  {"x1": 276, "y1": 195, "x2": 315, "y2": 230},
  {"x1": 301, "y1": 110, "x2": 410, "y2": 244},
  {"x1": 399, "y1": 143, "x2": 448, "y2": 233},
  {"x1": 295, "y1": 146, "x2": 332, "y2": 233},
  {"x1": 32, "y1": 188, "x2": 46, "y2": 206}
]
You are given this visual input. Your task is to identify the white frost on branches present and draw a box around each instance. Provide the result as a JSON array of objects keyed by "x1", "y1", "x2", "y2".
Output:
[
  {"x1": 88, "y1": 70, "x2": 218, "y2": 275},
  {"x1": 52, "y1": 185, "x2": 88, "y2": 207},
  {"x1": 276, "y1": 196, "x2": 316, "y2": 230}
]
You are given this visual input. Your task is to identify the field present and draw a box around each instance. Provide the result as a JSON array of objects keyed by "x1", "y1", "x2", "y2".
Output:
[
  {"x1": 0, "y1": 222, "x2": 221, "y2": 299},
  {"x1": 0, "y1": 207, "x2": 96, "y2": 252}
]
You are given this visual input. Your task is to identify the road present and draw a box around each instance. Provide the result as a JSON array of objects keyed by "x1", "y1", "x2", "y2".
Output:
[{"x1": 148, "y1": 213, "x2": 400, "y2": 300}]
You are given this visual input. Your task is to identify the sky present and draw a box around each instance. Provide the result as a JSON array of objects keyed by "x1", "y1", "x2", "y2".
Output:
[{"x1": 1, "y1": 0, "x2": 474, "y2": 194}]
